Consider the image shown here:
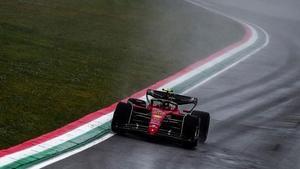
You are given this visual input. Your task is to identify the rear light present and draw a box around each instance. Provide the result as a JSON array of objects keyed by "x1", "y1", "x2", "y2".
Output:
[
  {"x1": 148, "y1": 124, "x2": 159, "y2": 135},
  {"x1": 150, "y1": 128, "x2": 155, "y2": 133}
]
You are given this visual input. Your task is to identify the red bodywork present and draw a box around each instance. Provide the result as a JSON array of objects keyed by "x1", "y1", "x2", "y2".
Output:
[{"x1": 146, "y1": 101, "x2": 181, "y2": 135}]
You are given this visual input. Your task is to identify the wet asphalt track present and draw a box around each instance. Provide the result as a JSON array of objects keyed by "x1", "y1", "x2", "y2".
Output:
[{"x1": 45, "y1": 0, "x2": 300, "y2": 168}]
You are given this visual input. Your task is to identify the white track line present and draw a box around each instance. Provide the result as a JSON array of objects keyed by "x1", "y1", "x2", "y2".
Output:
[
  {"x1": 183, "y1": 25, "x2": 269, "y2": 94},
  {"x1": 181, "y1": 0, "x2": 270, "y2": 94}
]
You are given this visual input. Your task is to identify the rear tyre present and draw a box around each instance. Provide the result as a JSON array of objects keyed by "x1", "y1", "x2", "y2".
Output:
[
  {"x1": 111, "y1": 102, "x2": 132, "y2": 133},
  {"x1": 182, "y1": 115, "x2": 199, "y2": 148},
  {"x1": 192, "y1": 111, "x2": 210, "y2": 143}
]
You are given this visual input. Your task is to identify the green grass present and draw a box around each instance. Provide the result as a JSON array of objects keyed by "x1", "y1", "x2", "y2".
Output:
[{"x1": 0, "y1": 0, "x2": 244, "y2": 149}]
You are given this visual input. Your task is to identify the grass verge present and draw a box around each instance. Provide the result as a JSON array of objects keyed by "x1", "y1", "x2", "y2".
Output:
[{"x1": 0, "y1": 0, "x2": 244, "y2": 148}]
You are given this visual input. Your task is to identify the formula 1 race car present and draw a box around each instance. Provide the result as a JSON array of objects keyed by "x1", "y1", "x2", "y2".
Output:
[{"x1": 111, "y1": 89, "x2": 210, "y2": 148}]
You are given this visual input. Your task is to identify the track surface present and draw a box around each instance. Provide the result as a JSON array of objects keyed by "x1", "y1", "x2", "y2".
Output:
[{"x1": 45, "y1": 0, "x2": 300, "y2": 169}]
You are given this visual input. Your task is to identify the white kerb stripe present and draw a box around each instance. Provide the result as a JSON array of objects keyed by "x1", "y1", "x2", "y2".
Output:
[{"x1": 0, "y1": 113, "x2": 113, "y2": 166}]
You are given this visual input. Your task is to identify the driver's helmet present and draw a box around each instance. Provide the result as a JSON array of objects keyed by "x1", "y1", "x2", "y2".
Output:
[{"x1": 163, "y1": 101, "x2": 171, "y2": 110}]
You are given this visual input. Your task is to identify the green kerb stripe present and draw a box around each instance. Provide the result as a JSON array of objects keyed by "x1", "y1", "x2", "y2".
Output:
[{"x1": 1, "y1": 122, "x2": 111, "y2": 169}]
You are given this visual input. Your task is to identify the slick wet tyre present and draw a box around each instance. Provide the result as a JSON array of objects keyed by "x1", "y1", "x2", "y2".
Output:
[
  {"x1": 111, "y1": 102, "x2": 132, "y2": 133},
  {"x1": 182, "y1": 115, "x2": 199, "y2": 148},
  {"x1": 199, "y1": 112, "x2": 210, "y2": 143},
  {"x1": 191, "y1": 111, "x2": 210, "y2": 143}
]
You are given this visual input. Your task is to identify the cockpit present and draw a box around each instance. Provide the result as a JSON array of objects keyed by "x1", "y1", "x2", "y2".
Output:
[{"x1": 151, "y1": 99, "x2": 178, "y2": 111}]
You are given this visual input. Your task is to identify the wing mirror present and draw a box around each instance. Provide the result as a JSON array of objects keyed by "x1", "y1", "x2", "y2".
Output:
[
  {"x1": 162, "y1": 88, "x2": 174, "y2": 93},
  {"x1": 183, "y1": 109, "x2": 190, "y2": 113}
]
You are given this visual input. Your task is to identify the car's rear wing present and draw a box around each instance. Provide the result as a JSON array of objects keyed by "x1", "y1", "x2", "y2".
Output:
[{"x1": 146, "y1": 89, "x2": 198, "y2": 106}]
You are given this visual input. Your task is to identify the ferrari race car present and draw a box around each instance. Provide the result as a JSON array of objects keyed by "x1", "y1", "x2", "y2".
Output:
[{"x1": 111, "y1": 89, "x2": 210, "y2": 148}]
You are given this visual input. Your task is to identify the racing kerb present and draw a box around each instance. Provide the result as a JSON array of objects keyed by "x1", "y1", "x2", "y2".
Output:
[{"x1": 0, "y1": 1, "x2": 269, "y2": 168}]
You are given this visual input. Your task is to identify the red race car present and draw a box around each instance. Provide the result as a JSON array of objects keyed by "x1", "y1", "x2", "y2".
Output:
[{"x1": 111, "y1": 89, "x2": 210, "y2": 148}]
